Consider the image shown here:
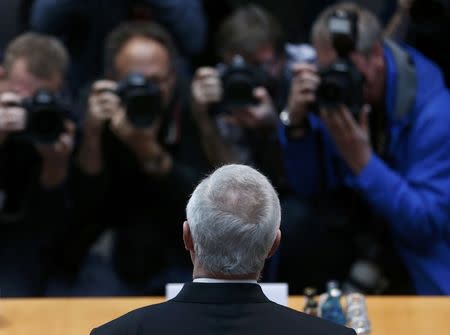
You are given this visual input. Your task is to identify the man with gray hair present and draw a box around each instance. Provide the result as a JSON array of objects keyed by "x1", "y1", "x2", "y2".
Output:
[
  {"x1": 91, "y1": 164, "x2": 354, "y2": 335},
  {"x1": 279, "y1": 2, "x2": 450, "y2": 295}
]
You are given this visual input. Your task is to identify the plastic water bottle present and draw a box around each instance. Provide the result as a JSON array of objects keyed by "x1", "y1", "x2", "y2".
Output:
[{"x1": 320, "y1": 281, "x2": 347, "y2": 325}]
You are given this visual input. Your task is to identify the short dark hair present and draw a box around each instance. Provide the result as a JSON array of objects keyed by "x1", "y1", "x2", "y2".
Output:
[
  {"x1": 4, "y1": 32, "x2": 69, "y2": 79},
  {"x1": 216, "y1": 5, "x2": 284, "y2": 60},
  {"x1": 104, "y1": 21, "x2": 178, "y2": 78}
]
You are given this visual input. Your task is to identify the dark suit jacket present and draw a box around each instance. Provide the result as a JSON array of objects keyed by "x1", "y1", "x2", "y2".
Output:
[{"x1": 91, "y1": 283, "x2": 356, "y2": 335}]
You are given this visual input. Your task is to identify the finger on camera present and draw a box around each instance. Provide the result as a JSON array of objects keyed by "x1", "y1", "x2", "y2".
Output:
[
  {"x1": 203, "y1": 92, "x2": 222, "y2": 103},
  {"x1": 299, "y1": 92, "x2": 316, "y2": 103},
  {"x1": 297, "y1": 81, "x2": 319, "y2": 93},
  {"x1": 291, "y1": 63, "x2": 317, "y2": 76},
  {"x1": 91, "y1": 80, "x2": 118, "y2": 94},
  {"x1": 298, "y1": 72, "x2": 320, "y2": 85},
  {"x1": 2, "y1": 109, "x2": 25, "y2": 129},
  {"x1": 0, "y1": 92, "x2": 21, "y2": 105},
  {"x1": 326, "y1": 107, "x2": 347, "y2": 133},
  {"x1": 195, "y1": 67, "x2": 218, "y2": 80},
  {"x1": 201, "y1": 76, "x2": 221, "y2": 87},
  {"x1": 64, "y1": 120, "x2": 76, "y2": 134},
  {"x1": 338, "y1": 106, "x2": 357, "y2": 131},
  {"x1": 97, "y1": 91, "x2": 120, "y2": 104},
  {"x1": 58, "y1": 133, "x2": 73, "y2": 150},
  {"x1": 253, "y1": 87, "x2": 271, "y2": 104}
]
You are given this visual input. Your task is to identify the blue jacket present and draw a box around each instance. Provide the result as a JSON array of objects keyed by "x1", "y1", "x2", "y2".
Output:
[{"x1": 279, "y1": 43, "x2": 450, "y2": 295}]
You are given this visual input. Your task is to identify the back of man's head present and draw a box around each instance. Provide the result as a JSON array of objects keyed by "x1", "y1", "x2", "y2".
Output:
[{"x1": 186, "y1": 164, "x2": 281, "y2": 276}]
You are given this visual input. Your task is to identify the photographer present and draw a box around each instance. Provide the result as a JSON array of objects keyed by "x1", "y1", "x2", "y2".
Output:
[
  {"x1": 68, "y1": 22, "x2": 208, "y2": 293},
  {"x1": 192, "y1": 5, "x2": 316, "y2": 192},
  {"x1": 192, "y1": 6, "x2": 321, "y2": 283},
  {"x1": 0, "y1": 32, "x2": 75, "y2": 296},
  {"x1": 279, "y1": 2, "x2": 450, "y2": 295}
]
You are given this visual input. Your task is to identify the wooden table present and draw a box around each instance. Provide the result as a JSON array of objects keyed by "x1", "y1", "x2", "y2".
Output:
[{"x1": 0, "y1": 296, "x2": 449, "y2": 335}]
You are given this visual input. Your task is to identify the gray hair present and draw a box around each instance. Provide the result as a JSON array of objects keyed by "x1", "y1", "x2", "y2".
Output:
[
  {"x1": 311, "y1": 2, "x2": 382, "y2": 55},
  {"x1": 186, "y1": 164, "x2": 281, "y2": 276}
]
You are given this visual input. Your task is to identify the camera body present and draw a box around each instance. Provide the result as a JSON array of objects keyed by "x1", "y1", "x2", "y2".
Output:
[
  {"x1": 21, "y1": 90, "x2": 67, "y2": 144},
  {"x1": 316, "y1": 9, "x2": 364, "y2": 117},
  {"x1": 317, "y1": 60, "x2": 364, "y2": 118},
  {"x1": 218, "y1": 55, "x2": 265, "y2": 109},
  {"x1": 117, "y1": 72, "x2": 162, "y2": 128}
]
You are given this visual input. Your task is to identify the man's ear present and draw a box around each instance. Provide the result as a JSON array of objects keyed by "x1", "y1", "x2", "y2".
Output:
[
  {"x1": 267, "y1": 229, "x2": 281, "y2": 259},
  {"x1": 183, "y1": 221, "x2": 194, "y2": 251}
]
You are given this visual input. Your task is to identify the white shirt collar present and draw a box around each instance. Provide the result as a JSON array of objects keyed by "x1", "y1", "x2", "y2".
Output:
[{"x1": 193, "y1": 278, "x2": 258, "y2": 284}]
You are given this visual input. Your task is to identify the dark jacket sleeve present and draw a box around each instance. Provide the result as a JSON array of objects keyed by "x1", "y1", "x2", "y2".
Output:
[
  {"x1": 0, "y1": 136, "x2": 67, "y2": 230},
  {"x1": 149, "y1": 108, "x2": 210, "y2": 211}
]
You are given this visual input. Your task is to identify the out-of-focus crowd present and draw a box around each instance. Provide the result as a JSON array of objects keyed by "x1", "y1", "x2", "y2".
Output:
[{"x1": 0, "y1": 0, "x2": 449, "y2": 297}]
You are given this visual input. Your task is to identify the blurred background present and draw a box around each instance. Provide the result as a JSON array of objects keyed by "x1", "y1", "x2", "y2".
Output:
[{"x1": 0, "y1": 0, "x2": 449, "y2": 298}]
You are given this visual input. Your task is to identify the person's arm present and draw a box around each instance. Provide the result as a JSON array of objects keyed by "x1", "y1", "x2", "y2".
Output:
[
  {"x1": 277, "y1": 62, "x2": 326, "y2": 196},
  {"x1": 144, "y1": 110, "x2": 211, "y2": 210},
  {"x1": 77, "y1": 80, "x2": 120, "y2": 176},
  {"x1": 354, "y1": 96, "x2": 450, "y2": 248},
  {"x1": 278, "y1": 113, "x2": 328, "y2": 197},
  {"x1": 192, "y1": 101, "x2": 240, "y2": 167},
  {"x1": 36, "y1": 121, "x2": 76, "y2": 189},
  {"x1": 191, "y1": 67, "x2": 240, "y2": 166},
  {"x1": 144, "y1": 0, "x2": 207, "y2": 55}
]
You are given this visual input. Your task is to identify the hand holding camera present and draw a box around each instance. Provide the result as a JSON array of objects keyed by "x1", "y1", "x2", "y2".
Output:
[
  {"x1": 37, "y1": 119, "x2": 75, "y2": 188},
  {"x1": 86, "y1": 80, "x2": 122, "y2": 134},
  {"x1": 81, "y1": 73, "x2": 169, "y2": 176},
  {"x1": 191, "y1": 67, "x2": 222, "y2": 117},
  {"x1": 321, "y1": 104, "x2": 372, "y2": 174},
  {"x1": 0, "y1": 90, "x2": 75, "y2": 187},
  {"x1": 1, "y1": 90, "x2": 72, "y2": 144},
  {"x1": 224, "y1": 86, "x2": 277, "y2": 129},
  {"x1": 111, "y1": 109, "x2": 172, "y2": 176},
  {"x1": 286, "y1": 63, "x2": 320, "y2": 126},
  {"x1": 0, "y1": 92, "x2": 26, "y2": 142},
  {"x1": 87, "y1": 73, "x2": 163, "y2": 132}
]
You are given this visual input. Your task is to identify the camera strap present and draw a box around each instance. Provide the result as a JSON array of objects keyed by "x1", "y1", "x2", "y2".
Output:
[{"x1": 384, "y1": 39, "x2": 417, "y2": 122}]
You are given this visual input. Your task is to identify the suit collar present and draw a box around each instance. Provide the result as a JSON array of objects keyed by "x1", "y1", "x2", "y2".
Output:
[{"x1": 172, "y1": 282, "x2": 270, "y2": 304}]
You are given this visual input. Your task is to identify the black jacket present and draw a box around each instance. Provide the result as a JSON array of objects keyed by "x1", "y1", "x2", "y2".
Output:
[
  {"x1": 91, "y1": 283, "x2": 355, "y2": 335},
  {"x1": 58, "y1": 89, "x2": 210, "y2": 285}
]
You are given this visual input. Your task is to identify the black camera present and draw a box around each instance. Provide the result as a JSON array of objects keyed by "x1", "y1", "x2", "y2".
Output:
[
  {"x1": 316, "y1": 10, "x2": 364, "y2": 117},
  {"x1": 117, "y1": 73, "x2": 162, "y2": 128},
  {"x1": 218, "y1": 55, "x2": 266, "y2": 109},
  {"x1": 21, "y1": 90, "x2": 67, "y2": 144}
]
